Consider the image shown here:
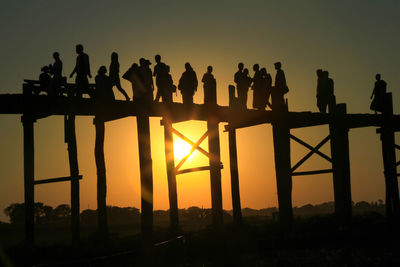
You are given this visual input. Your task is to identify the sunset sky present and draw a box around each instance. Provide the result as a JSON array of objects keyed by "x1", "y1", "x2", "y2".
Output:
[{"x1": 0, "y1": 1, "x2": 399, "y2": 222}]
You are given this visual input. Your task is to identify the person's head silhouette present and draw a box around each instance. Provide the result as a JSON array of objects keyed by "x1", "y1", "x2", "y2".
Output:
[
  {"x1": 139, "y1": 58, "x2": 146, "y2": 66},
  {"x1": 98, "y1": 66, "x2": 107, "y2": 75},
  {"x1": 238, "y1": 62, "x2": 244, "y2": 71},
  {"x1": 53, "y1": 52, "x2": 60, "y2": 60},
  {"x1": 274, "y1": 62, "x2": 281, "y2": 70},
  {"x1": 244, "y1": 68, "x2": 249, "y2": 76},
  {"x1": 260, "y1": 68, "x2": 267, "y2": 76},
  {"x1": 207, "y1": 66, "x2": 213, "y2": 73},
  {"x1": 253, "y1": 64, "x2": 259, "y2": 72},
  {"x1": 155, "y1": 54, "x2": 161, "y2": 63},
  {"x1": 376, "y1": 74, "x2": 381, "y2": 81},
  {"x1": 76, "y1": 44, "x2": 84, "y2": 55},
  {"x1": 185, "y1": 62, "x2": 191, "y2": 71},
  {"x1": 111, "y1": 52, "x2": 118, "y2": 62},
  {"x1": 316, "y1": 69, "x2": 323, "y2": 77},
  {"x1": 323, "y1": 70, "x2": 329, "y2": 78},
  {"x1": 41, "y1": 66, "x2": 50, "y2": 73}
]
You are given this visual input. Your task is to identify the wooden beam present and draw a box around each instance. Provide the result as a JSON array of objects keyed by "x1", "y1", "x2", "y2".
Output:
[
  {"x1": 291, "y1": 169, "x2": 333, "y2": 176},
  {"x1": 176, "y1": 166, "x2": 214, "y2": 175},
  {"x1": 22, "y1": 115, "x2": 35, "y2": 247},
  {"x1": 163, "y1": 117, "x2": 179, "y2": 232},
  {"x1": 94, "y1": 117, "x2": 108, "y2": 238},
  {"x1": 172, "y1": 128, "x2": 210, "y2": 158},
  {"x1": 65, "y1": 114, "x2": 80, "y2": 246},
  {"x1": 228, "y1": 129, "x2": 242, "y2": 225},
  {"x1": 329, "y1": 103, "x2": 352, "y2": 226},
  {"x1": 208, "y1": 117, "x2": 223, "y2": 228},
  {"x1": 174, "y1": 130, "x2": 209, "y2": 172},
  {"x1": 290, "y1": 135, "x2": 331, "y2": 173},
  {"x1": 34, "y1": 175, "x2": 82, "y2": 185},
  {"x1": 290, "y1": 134, "x2": 331, "y2": 162},
  {"x1": 137, "y1": 114, "x2": 153, "y2": 236}
]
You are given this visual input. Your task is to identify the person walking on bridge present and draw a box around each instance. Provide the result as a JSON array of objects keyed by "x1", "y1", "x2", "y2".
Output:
[
  {"x1": 153, "y1": 54, "x2": 171, "y2": 103},
  {"x1": 69, "y1": 44, "x2": 92, "y2": 98},
  {"x1": 178, "y1": 63, "x2": 198, "y2": 106},
  {"x1": 110, "y1": 52, "x2": 130, "y2": 101},
  {"x1": 49, "y1": 52, "x2": 63, "y2": 96}
]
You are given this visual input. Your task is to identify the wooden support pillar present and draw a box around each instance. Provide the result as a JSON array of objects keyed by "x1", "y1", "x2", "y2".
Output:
[
  {"x1": 329, "y1": 103, "x2": 352, "y2": 226},
  {"x1": 271, "y1": 104, "x2": 293, "y2": 230},
  {"x1": 379, "y1": 93, "x2": 400, "y2": 222},
  {"x1": 163, "y1": 117, "x2": 179, "y2": 232},
  {"x1": 228, "y1": 128, "x2": 242, "y2": 224},
  {"x1": 65, "y1": 115, "x2": 80, "y2": 245},
  {"x1": 22, "y1": 115, "x2": 35, "y2": 247},
  {"x1": 207, "y1": 117, "x2": 223, "y2": 228},
  {"x1": 94, "y1": 117, "x2": 108, "y2": 237},
  {"x1": 137, "y1": 114, "x2": 153, "y2": 236}
]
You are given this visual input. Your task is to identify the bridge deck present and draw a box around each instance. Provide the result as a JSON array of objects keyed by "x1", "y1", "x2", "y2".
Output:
[{"x1": 0, "y1": 94, "x2": 394, "y2": 129}]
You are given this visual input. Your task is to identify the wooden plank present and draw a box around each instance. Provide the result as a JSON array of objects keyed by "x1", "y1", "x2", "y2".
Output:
[
  {"x1": 175, "y1": 166, "x2": 213, "y2": 175},
  {"x1": 34, "y1": 175, "x2": 82, "y2": 185},
  {"x1": 291, "y1": 169, "x2": 333, "y2": 176},
  {"x1": 172, "y1": 128, "x2": 210, "y2": 158},
  {"x1": 290, "y1": 134, "x2": 331, "y2": 162}
]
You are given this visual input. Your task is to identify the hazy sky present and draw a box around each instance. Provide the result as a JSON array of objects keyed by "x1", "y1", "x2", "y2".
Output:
[{"x1": 0, "y1": 1, "x2": 399, "y2": 222}]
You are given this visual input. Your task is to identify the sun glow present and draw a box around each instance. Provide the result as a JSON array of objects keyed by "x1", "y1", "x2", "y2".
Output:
[{"x1": 174, "y1": 139, "x2": 193, "y2": 161}]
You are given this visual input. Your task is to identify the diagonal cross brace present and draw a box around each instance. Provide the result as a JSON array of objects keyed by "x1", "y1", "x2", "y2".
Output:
[
  {"x1": 174, "y1": 130, "x2": 209, "y2": 172},
  {"x1": 290, "y1": 134, "x2": 331, "y2": 173}
]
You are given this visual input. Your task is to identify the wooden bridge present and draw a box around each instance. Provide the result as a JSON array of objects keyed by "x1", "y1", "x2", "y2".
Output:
[{"x1": 1, "y1": 80, "x2": 399, "y2": 247}]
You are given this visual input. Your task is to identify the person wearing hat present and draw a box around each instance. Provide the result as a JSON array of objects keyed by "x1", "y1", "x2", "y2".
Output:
[{"x1": 272, "y1": 61, "x2": 287, "y2": 109}]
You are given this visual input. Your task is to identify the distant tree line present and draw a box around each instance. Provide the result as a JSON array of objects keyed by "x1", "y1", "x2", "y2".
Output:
[{"x1": 3, "y1": 200, "x2": 385, "y2": 225}]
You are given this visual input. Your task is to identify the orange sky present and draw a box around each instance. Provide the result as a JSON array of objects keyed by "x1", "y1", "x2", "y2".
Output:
[{"x1": 0, "y1": 1, "x2": 399, "y2": 222}]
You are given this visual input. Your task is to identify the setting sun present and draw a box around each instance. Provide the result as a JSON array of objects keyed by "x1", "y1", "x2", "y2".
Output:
[{"x1": 173, "y1": 139, "x2": 193, "y2": 161}]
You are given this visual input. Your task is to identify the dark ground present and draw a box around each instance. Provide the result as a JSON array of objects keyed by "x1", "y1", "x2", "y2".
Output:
[{"x1": 1, "y1": 212, "x2": 399, "y2": 267}]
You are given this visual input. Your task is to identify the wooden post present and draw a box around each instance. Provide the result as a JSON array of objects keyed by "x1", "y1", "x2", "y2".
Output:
[
  {"x1": 379, "y1": 93, "x2": 400, "y2": 222},
  {"x1": 329, "y1": 103, "x2": 352, "y2": 226},
  {"x1": 228, "y1": 86, "x2": 242, "y2": 224},
  {"x1": 94, "y1": 117, "x2": 108, "y2": 238},
  {"x1": 207, "y1": 117, "x2": 223, "y2": 228},
  {"x1": 22, "y1": 115, "x2": 35, "y2": 247},
  {"x1": 137, "y1": 114, "x2": 153, "y2": 236},
  {"x1": 271, "y1": 103, "x2": 293, "y2": 230},
  {"x1": 65, "y1": 115, "x2": 80, "y2": 245},
  {"x1": 228, "y1": 129, "x2": 242, "y2": 224},
  {"x1": 163, "y1": 117, "x2": 179, "y2": 232}
]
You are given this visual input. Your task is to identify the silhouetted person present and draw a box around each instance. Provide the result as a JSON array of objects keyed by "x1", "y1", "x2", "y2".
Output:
[
  {"x1": 162, "y1": 65, "x2": 176, "y2": 104},
  {"x1": 95, "y1": 66, "x2": 114, "y2": 101},
  {"x1": 370, "y1": 74, "x2": 387, "y2": 113},
  {"x1": 49, "y1": 52, "x2": 63, "y2": 96},
  {"x1": 178, "y1": 63, "x2": 198, "y2": 106},
  {"x1": 252, "y1": 64, "x2": 265, "y2": 110},
  {"x1": 271, "y1": 62, "x2": 288, "y2": 109},
  {"x1": 39, "y1": 66, "x2": 51, "y2": 95},
  {"x1": 202, "y1": 66, "x2": 217, "y2": 105},
  {"x1": 69, "y1": 44, "x2": 91, "y2": 98},
  {"x1": 235, "y1": 63, "x2": 248, "y2": 109},
  {"x1": 153, "y1": 54, "x2": 170, "y2": 103},
  {"x1": 138, "y1": 58, "x2": 154, "y2": 104},
  {"x1": 122, "y1": 63, "x2": 142, "y2": 100},
  {"x1": 325, "y1": 71, "x2": 335, "y2": 113},
  {"x1": 316, "y1": 69, "x2": 326, "y2": 113},
  {"x1": 263, "y1": 67, "x2": 273, "y2": 109},
  {"x1": 110, "y1": 52, "x2": 130, "y2": 101},
  {"x1": 238, "y1": 68, "x2": 252, "y2": 109}
]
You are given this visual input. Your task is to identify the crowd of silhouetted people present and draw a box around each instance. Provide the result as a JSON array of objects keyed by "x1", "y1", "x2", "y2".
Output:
[{"x1": 37, "y1": 44, "x2": 387, "y2": 113}]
